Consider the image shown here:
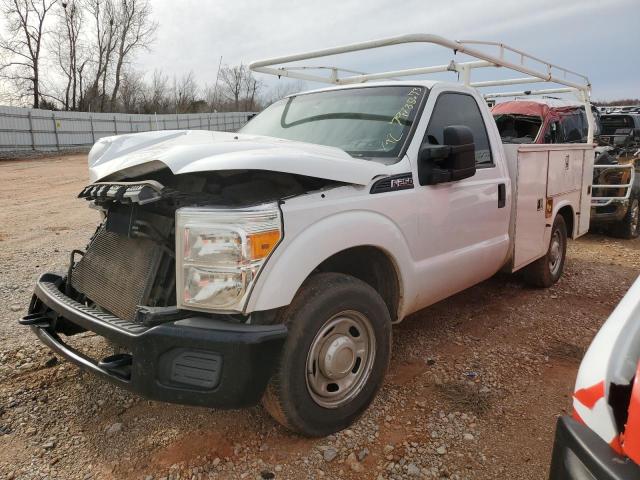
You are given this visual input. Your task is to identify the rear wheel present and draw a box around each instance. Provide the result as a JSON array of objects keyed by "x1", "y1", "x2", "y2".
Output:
[
  {"x1": 262, "y1": 272, "x2": 391, "y2": 436},
  {"x1": 611, "y1": 197, "x2": 639, "y2": 239},
  {"x1": 523, "y1": 214, "x2": 567, "y2": 288}
]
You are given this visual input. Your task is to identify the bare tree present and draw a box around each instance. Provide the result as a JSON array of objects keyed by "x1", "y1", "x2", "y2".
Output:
[
  {"x1": 173, "y1": 71, "x2": 198, "y2": 113},
  {"x1": 109, "y1": 0, "x2": 156, "y2": 111},
  {"x1": 0, "y1": 0, "x2": 270, "y2": 113},
  {"x1": 242, "y1": 73, "x2": 263, "y2": 111},
  {"x1": 140, "y1": 68, "x2": 169, "y2": 112},
  {"x1": 0, "y1": 0, "x2": 57, "y2": 108},
  {"x1": 76, "y1": 55, "x2": 89, "y2": 107},
  {"x1": 116, "y1": 68, "x2": 144, "y2": 112},
  {"x1": 593, "y1": 98, "x2": 640, "y2": 106},
  {"x1": 52, "y1": 8, "x2": 73, "y2": 110},
  {"x1": 217, "y1": 63, "x2": 265, "y2": 111},
  {"x1": 51, "y1": 0, "x2": 84, "y2": 110},
  {"x1": 219, "y1": 64, "x2": 246, "y2": 111},
  {"x1": 203, "y1": 83, "x2": 218, "y2": 111},
  {"x1": 84, "y1": 0, "x2": 118, "y2": 111},
  {"x1": 0, "y1": 79, "x2": 14, "y2": 104}
]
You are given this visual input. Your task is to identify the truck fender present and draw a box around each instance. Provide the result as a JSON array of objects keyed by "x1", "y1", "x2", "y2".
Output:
[
  {"x1": 244, "y1": 210, "x2": 414, "y2": 318},
  {"x1": 551, "y1": 200, "x2": 576, "y2": 239}
]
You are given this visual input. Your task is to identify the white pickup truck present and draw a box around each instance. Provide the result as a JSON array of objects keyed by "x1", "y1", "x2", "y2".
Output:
[{"x1": 20, "y1": 35, "x2": 595, "y2": 436}]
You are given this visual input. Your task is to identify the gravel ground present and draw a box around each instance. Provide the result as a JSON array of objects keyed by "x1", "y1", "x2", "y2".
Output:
[
  {"x1": 1, "y1": 154, "x2": 639, "y2": 480},
  {"x1": 0, "y1": 148, "x2": 90, "y2": 161}
]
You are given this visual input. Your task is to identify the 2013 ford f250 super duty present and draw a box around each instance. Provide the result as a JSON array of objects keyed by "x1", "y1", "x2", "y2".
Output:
[{"x1": 19, "y1": 35, "x2": 597, "y2": 436}]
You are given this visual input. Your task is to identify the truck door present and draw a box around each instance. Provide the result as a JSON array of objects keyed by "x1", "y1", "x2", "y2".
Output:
[{"x1": 411, "y1": 91, "x2": 511, "y2": 309}]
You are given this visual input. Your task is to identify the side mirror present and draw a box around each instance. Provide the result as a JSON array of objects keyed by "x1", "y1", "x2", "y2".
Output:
[{"x1": 417, "y1": 125, "x2": 477, "y2": 186}]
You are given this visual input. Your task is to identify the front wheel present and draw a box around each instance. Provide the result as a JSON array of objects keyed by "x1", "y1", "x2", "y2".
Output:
[
  {"x1": 523, "y1": 214, "x2": 567, "y2": 288},
  {"x1": 262, "y1": 272, "x2": 392, "y2": 436}
]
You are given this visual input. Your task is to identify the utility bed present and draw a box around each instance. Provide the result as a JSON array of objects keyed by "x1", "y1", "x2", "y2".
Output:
[{"x1": 504, "y1": 144, "x2": 594, "y2": 271}]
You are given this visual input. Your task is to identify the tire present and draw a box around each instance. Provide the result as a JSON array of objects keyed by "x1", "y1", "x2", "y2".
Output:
[
  {"x1": 261, "y1": 272, "x2": 392, "y2": 436},
  {"x1": 611, "y1": 197, "x2": 640, "y2": 239},
  {"x1": 523, "y1": 214, "x2": 567, "y2": 288}
]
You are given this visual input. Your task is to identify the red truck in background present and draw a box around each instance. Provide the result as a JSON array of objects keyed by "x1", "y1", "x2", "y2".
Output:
[
  {"x1": 491, "y1": 99, "x2": 591, "y2": 145},
  {"x1": 493, "y1": 100, "x2": 640, "y2": 238}
]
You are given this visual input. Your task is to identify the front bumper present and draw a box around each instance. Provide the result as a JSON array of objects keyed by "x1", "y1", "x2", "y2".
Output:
[
  {"x1": 549, "y1": 416, "x2": 640, "y2": 480},
  {"x1": 20, "y1": 273, "x2": 287, "y2": 409},
  {"x1": 590, "y1": 200, "x2": 629, "y2": 225}
]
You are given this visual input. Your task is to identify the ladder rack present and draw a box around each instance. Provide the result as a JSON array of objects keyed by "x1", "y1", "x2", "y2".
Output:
[{"x1": 249, "y1": 33, "x2": 595, "y2": 142}]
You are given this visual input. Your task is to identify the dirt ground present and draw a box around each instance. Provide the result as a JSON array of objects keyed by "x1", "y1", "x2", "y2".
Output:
[{"x1": 0, "y1": 154, "x2": 639, "y2": 480}]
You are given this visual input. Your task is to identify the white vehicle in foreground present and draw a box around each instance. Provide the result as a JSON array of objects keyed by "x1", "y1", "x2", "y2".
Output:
[
  {"x1": 550, "y1": 275, "x2": 640, "y2": 479},
  {"x1": 21, "y1": 34, "x2": 595, "y2": 436}
]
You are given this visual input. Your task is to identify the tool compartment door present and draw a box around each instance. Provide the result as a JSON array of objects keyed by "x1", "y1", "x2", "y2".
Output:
[
  {"x1": 546, "y1": 145, "x2": 593, "y2": 237},
  {"x1": 513, "y1": 149, "x2": 549, "y2": 271},
  {"x1": 578, "y1": 148, "x2": 594, "y2": 235},
  {"x1": 548, "y1": 149, "x2": 584, "y2": 197}
]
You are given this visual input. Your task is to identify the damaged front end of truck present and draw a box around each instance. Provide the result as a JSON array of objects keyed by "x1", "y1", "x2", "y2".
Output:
[{"x1": 19, "y1": 129, "x2": 374, "y2": 408}]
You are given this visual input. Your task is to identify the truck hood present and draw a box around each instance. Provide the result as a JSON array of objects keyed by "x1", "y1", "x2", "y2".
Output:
[{"x1": 88, "y1": 130, "x2": 387, "y2": 185}]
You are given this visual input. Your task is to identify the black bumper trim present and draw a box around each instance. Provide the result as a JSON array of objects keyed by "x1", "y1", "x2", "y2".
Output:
[
  {"x1": 24, "y1": 273, "x2": 287, "y2": 409},
  {"x1": 33, "y1": 326, "x2": 131, "y2": 385},
  {"x1": 35, "y1": 273, "x2": 149, "y2": 339},
  {"x1": 590, "y1": 201, "x2": 628, "y2": 225},
  {"x1": 549, "y1": 416, "x2": 640, "y2": 480}
]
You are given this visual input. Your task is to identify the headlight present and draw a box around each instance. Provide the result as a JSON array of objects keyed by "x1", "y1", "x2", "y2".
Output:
[{"x1": 175, "y1": 204, "x2": 282, "y2": 312}]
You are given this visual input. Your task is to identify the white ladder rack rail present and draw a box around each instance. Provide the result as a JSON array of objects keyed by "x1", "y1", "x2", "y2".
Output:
[{"x1": 249, "y1": 33, "x2": 595, "y2": 142}]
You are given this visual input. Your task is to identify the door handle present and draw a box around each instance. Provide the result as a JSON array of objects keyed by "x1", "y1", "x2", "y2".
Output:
[{"x1": 498, "y1": 183, "x2": 506, "y2": 208}]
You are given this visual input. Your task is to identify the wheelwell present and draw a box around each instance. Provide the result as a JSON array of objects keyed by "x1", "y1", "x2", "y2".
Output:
[
  {"x1": 557, "y1": 205, "x2": 575, "y2": 238},
  {"x1": 315, "y1": 246, "x2": 400, "y2": 321}
]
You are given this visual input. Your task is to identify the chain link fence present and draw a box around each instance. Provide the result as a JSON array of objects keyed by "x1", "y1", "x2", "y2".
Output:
[{"x1": 0, "y1": 105, "x2": 256, "y2": 154}]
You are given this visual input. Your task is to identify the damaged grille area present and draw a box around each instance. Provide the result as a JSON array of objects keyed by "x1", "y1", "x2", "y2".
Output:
[
  {"x1": 71, "y1": 226, "x2": 165, "y2": 321},
  {"x1": 70, "y1": 169, "x2": 339, "y2": 322},
  {"x1": 71, "y1": 198, "x2": 176, "y2": 322}
]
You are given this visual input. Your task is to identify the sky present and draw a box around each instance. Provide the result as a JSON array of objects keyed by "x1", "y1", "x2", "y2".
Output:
[
  {"x1": 0, "y1": 0, "x2": 638, "y2": 104},
  {"x1": 131, "y1": 0, "x2": 640, "y2": 102}
]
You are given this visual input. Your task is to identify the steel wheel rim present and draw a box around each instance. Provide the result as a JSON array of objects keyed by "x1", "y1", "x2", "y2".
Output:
[
  {"x1": 631, "y1": 200, "x2": 639, "y2": 234},
  {"x1": 305, "y1": 310, "x2": 376, "y2": 409},
  {"x1": 549, "y1": 229, "x2": 563, "y2": 276}
]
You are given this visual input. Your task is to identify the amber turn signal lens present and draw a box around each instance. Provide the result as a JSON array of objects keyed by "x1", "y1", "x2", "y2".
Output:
[
  {"x1": 545, "y1": 198, "x2": 553, "y2": 219},
  {"x1": 248, "y1": 230, "x2": 281, "y2": 260}
]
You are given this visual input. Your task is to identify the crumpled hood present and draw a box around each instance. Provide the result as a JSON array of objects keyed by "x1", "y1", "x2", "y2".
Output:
[{"x1": 88, "y1": 130, "x2": 387, "y2": 185}]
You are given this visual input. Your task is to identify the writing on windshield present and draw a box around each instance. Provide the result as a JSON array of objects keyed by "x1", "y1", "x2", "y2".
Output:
[{"x1": 382, "y1": 87, "x2": 423, "y2": 149}]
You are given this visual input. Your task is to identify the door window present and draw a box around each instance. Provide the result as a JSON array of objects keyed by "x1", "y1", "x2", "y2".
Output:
[
  {"x1": 424, "y1": 93, "x2": 494, "y2": 168},
  {"x1": 559, "y1": 112, "x2": 588, "y2": 143},
  {"x1": 544, "y1": 121, "x2": 563, "y2": 143}
]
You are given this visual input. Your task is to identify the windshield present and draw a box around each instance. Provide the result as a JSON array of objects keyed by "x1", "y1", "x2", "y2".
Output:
[
  {"x1": 240, "y1": 86, "x2": 426, "y2": 159},
  {"x1": 493, "y1": 113, "x2": 542, "y2": 144}
]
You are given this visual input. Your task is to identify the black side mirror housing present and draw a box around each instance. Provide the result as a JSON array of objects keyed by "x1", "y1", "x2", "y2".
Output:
[{"x1": 417, "y1": 125, "x2": 477, "y2": 186}]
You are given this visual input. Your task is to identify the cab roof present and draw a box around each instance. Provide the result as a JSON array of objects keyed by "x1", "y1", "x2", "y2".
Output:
[{"x1": 491, "y1": 100, "x2": 583, "y2": 118}]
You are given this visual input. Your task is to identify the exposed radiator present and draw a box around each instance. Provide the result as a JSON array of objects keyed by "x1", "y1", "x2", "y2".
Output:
[{"x1": 71, "y1": 226, "x2": 165, "y2": 321}]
